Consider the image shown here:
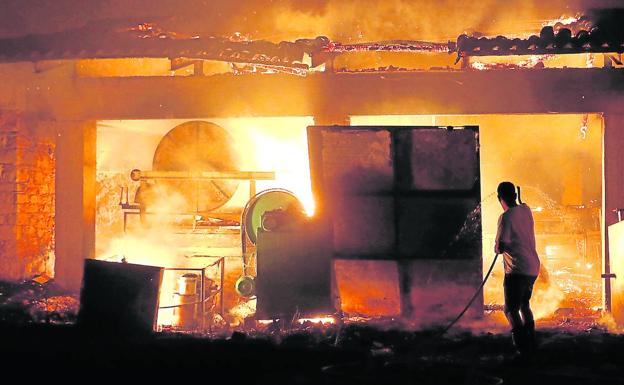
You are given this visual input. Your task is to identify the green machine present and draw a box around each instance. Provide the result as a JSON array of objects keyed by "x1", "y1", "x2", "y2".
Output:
[{"x1": 237, "y1": 189, "x2": 305, "y2": 298}]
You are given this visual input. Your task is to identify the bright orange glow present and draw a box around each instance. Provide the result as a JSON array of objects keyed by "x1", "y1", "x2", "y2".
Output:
[
  {"x1": 97, "y1": 117, "x2": 315, "y2": 219},
  {"x1": 469, "y1": 53, "x2": 602, "y2": 70},
  {"x1": 541, "y1": 14, "x2": 586, "y2": 29},
  {"x1": 256, "y1": 317, "x2": 335, "y2": 325},
  {"x1": 95, "y1": 114, "x2": 604, "y2": 326},
  {"x1": 334, "y1": 260, "x2": 402, "y2": 317},
  {"x1": 297, "y1": 317, "x2": 335, "y2": 324},
  {"x1": 233, "y1": 117, "x2": 315, "y2": 216},
  {"x1": 96, "y1": 117, "x2": 316, "y2": 327},
  {"x1": 352, "y1": 114, "x2": 603, "y2": 321},
  {"x1": 96, "y1": 237, "x2": 181, "y2": 325}
]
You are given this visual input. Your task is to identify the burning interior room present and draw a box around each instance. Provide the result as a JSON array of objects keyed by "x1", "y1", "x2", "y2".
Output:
[{"x1": 1, "y1": 0, "x2": 624, "y2": 378}]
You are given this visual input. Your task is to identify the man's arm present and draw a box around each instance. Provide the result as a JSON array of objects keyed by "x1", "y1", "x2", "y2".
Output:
[{"x1": 495, "y1": 215, "x2": 510, "y2": 254}]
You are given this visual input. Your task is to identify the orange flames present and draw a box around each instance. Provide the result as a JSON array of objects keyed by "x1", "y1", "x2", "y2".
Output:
[
  {"x1": 96, "y1": 117, "x2": 317, "y2": 327},
  {"x1": 95, "y1": 112, "x2": 606, "y2": 329}
]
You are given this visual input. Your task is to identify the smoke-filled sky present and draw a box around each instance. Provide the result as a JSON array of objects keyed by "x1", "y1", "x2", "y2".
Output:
[{"x1": 0, "y1": 0, "x2": 621, "y2": 42}]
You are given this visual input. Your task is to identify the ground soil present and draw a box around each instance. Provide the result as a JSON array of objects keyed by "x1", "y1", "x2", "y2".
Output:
[{"x1": 1, "y1": 280, "x2": 622, "y2": 384}]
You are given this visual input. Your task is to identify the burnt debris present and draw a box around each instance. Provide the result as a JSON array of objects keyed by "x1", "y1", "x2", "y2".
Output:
[{"x1": 457, "y1": 10, "x2": 624, "y2": 57}]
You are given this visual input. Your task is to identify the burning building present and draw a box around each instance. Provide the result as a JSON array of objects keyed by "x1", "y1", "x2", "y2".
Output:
[{"x1": 0, "y1": 2, "x2": 623, "y2": 334}]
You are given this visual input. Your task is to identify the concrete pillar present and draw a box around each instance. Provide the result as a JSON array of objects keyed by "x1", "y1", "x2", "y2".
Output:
[
  {"x1": 54, "y1": 120, "x2": 96, "y2": 292},
  {"x1": 603, "y1": 113, "x2": 624, "y2": 314}
]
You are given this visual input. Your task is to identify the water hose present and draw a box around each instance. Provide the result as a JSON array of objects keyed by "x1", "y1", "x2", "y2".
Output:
[
  {"x1": 442, "y1": 186, "x2": 519, "y2": 333},
  {"x1": 441, "y1": 253, "x2": 500, "y2": 334}
]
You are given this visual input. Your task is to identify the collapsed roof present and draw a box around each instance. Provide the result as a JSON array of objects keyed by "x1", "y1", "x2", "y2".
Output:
[{"x1": 0, "y1": 10, "x2": 623, "y2": 72}]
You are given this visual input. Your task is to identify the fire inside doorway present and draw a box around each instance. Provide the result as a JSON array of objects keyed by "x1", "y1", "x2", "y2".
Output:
[
  {"x1": 352, "y1": 114, "x2": 604, "y2": 327},
  {"x1": 96, "y1": 117, "x2": 315, "y2": 328},
  {"x1": 95, "y1": 114, "x2": 603, "y2": 330}
]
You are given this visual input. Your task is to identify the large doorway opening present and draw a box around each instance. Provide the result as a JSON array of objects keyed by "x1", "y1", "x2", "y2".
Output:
[
  {"x1": 95, "y1": 117, "x2": 315, "y2": 327},
  {"x1": 351, "y1": 114, "x2": 604, "y2": 324},
  {"x1": 93, "y1": 113, "x2": 604, "y2": 327}
]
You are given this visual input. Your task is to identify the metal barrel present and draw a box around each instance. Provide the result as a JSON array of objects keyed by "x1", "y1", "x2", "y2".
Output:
[{"x1": 173, "y1": 273, "x2": 199, "y2": 329}]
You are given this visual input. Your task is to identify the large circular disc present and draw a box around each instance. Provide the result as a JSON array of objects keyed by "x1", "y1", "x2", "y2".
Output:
[{"x1": 152, "y1": 121, "x2": 240, "y2": 212}]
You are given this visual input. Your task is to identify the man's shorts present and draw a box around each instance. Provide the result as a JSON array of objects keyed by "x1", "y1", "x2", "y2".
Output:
[{"x1": 503, "y1": 273, "x2": 537, "y2": 312}]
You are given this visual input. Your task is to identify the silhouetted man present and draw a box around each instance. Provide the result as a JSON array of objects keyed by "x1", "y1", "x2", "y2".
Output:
[{"x1": 495, "y1": 181, "x2": 541, "y2": 356}]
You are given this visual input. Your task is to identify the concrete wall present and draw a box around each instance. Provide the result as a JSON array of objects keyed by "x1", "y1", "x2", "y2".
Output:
[
  {"x1": 18, "y1": 70, "x2": 624, "y2": 119},
  {"x1": 0, "y1": 62, "x2": 623, "y2": 305},
  {"x1": 0, "y1": 107, "x2": 96, "y2": 290},
  {"x1": 54, "y1": 120, "x2": 96, "y2": 292}
]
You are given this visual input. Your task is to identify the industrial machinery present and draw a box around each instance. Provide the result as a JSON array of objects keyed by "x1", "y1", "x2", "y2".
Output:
[
  {"x1": 119, "y1": 120, "x2": 275, "y2": 230},
  {"x1": 114, "y1": 120, "x2": 277, "y2": 328},
  {"x1": 238, "y1": 189, "x2": 306, "y2": 298},
  {"x1": 238, "y1": 189, "x2": 333, "y2": 320}
]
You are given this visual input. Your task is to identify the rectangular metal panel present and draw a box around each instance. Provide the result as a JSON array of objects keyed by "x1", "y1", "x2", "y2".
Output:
[
  {"x1": 397, "y1": 197, "x2": 481, "y2": 259},
  {"x1": 256, "y1": 222, "x2": 332, "y2": 319},
  {"x1": 334, "y1": 259, "x2": 401, "y2": 316},
  {"x1": 308, "y1": 125, "x2": 481, "y2": 261},
  {"x1": 78, "y1": 259, "x2": 163, "y2": 334},
  {"x1": 319, "y1": 129, "x2": 393, "y2": 195},
  {"x1": 333, "y1": 196, "x2": 395, "y2": 257},
  {"x1": 308, "y1": 125, "x2": 482, "y2": 321},
  {"x1": 395, "y1": 128, "x2": 480, "y2": 191},
  {"x1": 405, "y1": 259, "x2": 484, "y2": 324}
]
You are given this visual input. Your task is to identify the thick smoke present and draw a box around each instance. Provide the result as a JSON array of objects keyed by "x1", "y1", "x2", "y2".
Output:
[{"x1": 0, "y1": 0, "x2": 620, "y2": 42}]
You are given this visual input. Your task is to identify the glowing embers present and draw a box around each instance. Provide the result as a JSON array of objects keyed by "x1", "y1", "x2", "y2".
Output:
[
  {"x1": 467, "y1": 52, "x2": 608, "y2": 70},
  {"x1": 297, "y1": 317, "x2": 336, "y2": 325},
  {"x1": 334, "y1": 260, "x2": 401, "y2": 317},
  {"x1": 257, "y1": 316, "x2": 336, "y2": 326}
]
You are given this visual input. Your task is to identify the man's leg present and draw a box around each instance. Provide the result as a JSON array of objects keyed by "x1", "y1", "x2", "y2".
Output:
[
  {"x1": 520, "y1": 276, "x2": 537, "y2": 352},
  {"x1": 520, "y1": 299, "x2": 534, "y2": 331},
  {"x1": 504, "y1": 275, "x2": 526, "y2": 353},
  {"x1": 504, "y1": 275, "x2": 523, "y2": 329},
  {"x1": 520, "y1": 302, "x2": 535, "y2": 331}
]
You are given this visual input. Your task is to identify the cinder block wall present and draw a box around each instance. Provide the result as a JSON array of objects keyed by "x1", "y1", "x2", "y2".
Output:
[{"x1": 0, "y1": 111, "x2": 55, "y2": 281}]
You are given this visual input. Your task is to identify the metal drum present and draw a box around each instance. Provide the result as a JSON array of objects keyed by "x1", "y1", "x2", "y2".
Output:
[
  {"x1": 177, "y1": 273, "x2": 198, "y2": 296},
  {"x1": 242, "y1": 189, "x2": 304, "y2": 245},
  {"x1": 151, "y1": 120, "x2": 241, "y2": 212},
  {"x1": 173, "y1": 273, "x2": 199, "y2": 329}
]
